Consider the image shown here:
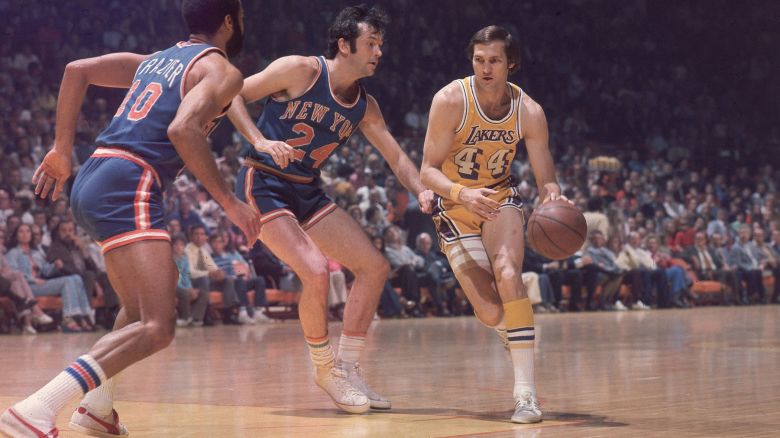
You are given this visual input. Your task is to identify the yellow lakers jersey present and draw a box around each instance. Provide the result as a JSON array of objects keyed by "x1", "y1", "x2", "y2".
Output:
[{"x1": 442, "y1": 76, "x2": 524, "y2": 189}]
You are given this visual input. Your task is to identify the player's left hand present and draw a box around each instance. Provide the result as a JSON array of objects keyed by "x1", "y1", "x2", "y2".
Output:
[
  {"x1": 418, "y1": 189, "x2": 434, "y2": 214},
  {"x1": 32, "y1": 148, "x2": 72, "y2": 200}
]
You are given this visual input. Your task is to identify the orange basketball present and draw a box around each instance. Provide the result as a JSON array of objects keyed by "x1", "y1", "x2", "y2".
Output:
[{"x1": 526, "y1": 200, "x2": 587, "y2": 260}]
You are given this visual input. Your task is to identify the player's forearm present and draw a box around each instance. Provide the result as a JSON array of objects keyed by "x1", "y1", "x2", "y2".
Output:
[
  {"x1": 169, "y1": 126, "x2": 235, "y2": 208},
  {"x1": 392, "y1": 154, "x2": 426, "y2": 196},
  {"x1": 52, "y1": 62, "x2": 91, "y2": 154},
  {"x1": 228, "y1": 95, "x2": 267, "y2": 145},
  {"x1": 421, "y1": 165, "x2": 458, "y2": 201},
  {"x1": 529, "y1": 149, "x2": 559, "y2": 200}
]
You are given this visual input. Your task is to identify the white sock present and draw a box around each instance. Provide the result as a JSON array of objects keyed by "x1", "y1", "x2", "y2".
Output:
[
  {"x1": 80, "y1": 374, "x2": 120, "y2": 417},
  {"x1": 15, "y1": 355, "x2": 107, "y2": 422},
  {"x1": 306, "y1": 336, "x2": 335, "y2": 370},
  {"x1": 337, "y1": 333, "x2": 365, "y2": 366},
  {"x1": 510, "y1": 347, "x2": 536, "y2": 398}
]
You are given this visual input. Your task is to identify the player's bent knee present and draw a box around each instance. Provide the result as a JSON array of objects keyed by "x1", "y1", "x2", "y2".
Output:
[
  {"x1": 142, "y1": 319, "x2": 176, "y2": 353},
  {"x1": 299, "y1": 258, "x2": 330, "y2": 288},
  {"x1": 474, "y1": 308, "x2": 504, "y2": 328}
]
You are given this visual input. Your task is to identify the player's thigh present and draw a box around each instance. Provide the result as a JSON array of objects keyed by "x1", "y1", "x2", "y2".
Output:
[
  {"x1": 260, "y1": 215, "x2": 329, "y2": 280},
  {"x1": 304, "y1": 207, "x2": 388, "y2": 275},
  {"x1": 103, "y1": 240, "x2": 177, "y2": 323},
  {"x1": 482, "y1": 207, "x2": 526, "y2": 278}
]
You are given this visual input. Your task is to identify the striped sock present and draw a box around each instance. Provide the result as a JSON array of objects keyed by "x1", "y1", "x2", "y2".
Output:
[
  {"x1": 306, "y1": 335, "x2": 335, "y2": 370},
  {"x1": 80, "y1": 373, "x2": 120, "y2": 417},
  {"x1": 337, "y1": 332, "x2": 366, "y2": 366},
  {"x1": 503, "y1": 298, "x2": 536, "y2": 398},
  {"x1": 14, "y1": 355, "x2": 107, "y2": 420}
]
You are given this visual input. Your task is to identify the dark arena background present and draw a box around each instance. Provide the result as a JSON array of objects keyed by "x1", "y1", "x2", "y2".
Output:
[{"x1": 0, "y1": 1, "x2": 778, "y2": 437}]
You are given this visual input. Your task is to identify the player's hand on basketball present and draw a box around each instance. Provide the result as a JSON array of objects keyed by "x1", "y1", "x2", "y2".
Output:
[
  {"x1": 254, "y1": 139, "x2": 296, "y2": 169},
  {"x1": 542, "y1": 183, "x2": 572, "y2": 205},
  {"x1": 460, "y1": 188, "x2": 500, "y2": 221},
  {"x1": 418, "y1": 189, "x2": 434, "y2": 214},
  {"x1": 223, "y1": 196, "x2": 262, "y2": 246},
  {"x1": 32, "y1": 148, "x2": 72, "y2": 201}
]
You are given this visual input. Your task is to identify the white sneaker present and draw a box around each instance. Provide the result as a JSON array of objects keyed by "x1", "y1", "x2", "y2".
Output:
[
  {"x1": 69, "y1": 406, "x2": 129, "y2": 437},
  {"x1": 0, "y1": 407, "x2": 59, "y2": 437},
  {"x1": 511, "y1": 391, "x2": 542, "y2": 424},
  {"x1": 22, "y1": 325, "x2": 37, "y2": 335},
  {"x1": 32, "y1": 313, "x2": 54, "y2": 325},
  {"x1": 614, "y1": 300, "x2": 628, "y2": 311},
  {"x1": 176, "y1": 318, "x2": 192, "y2": 327},
  {"x1": 340, "y1": 361, "x2": 391, "y2": 410},
  {"x1": 238, "y1": 308, "x2": 256, "y2": 325},
  {"x1": 315, "y1": 366, "x2": 370, "y2": 414},
  {"x1": 631, "y1": 300, "x2": 651, "y2": 310},
  {"x1": 253, "y1": 310, "x2": 272, "y2": 323}
]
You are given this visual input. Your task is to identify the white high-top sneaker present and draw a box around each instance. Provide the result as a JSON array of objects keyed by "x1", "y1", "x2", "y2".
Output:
[
  {"x1": 340, "y1": 361, "x2": 391, "y2": 410},
  {"x1": 315, "y1": 365, "x2": 370, "y2": 414},
  {"x1": 69, "y1": 406, "x2": 129, "y2": 437},
  {"x1": 511, "y1": 391, "x2": 542, "y2": 424}
]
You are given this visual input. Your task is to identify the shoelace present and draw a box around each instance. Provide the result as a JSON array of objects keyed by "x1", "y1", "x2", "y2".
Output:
[
  {"x1": 330, "y1": 367, "x2": 364, "y2": 399},
  {"x1": 515, "y1": 396, "x2": 541, "y2": 412}
]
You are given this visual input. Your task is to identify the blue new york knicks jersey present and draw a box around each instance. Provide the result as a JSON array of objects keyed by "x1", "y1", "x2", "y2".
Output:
[
  {"x1": 96, "y1": 41, "x2": 226, "y2": 187},
  {"x1": 246, "y1": 56, "x2": 368, "y2": 180}
]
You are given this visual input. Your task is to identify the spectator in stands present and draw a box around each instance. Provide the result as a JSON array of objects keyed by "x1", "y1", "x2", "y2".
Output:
[
  {"x1": 209, "y1": 233, "x2": 268, "y2": 324},
  {"x1": 5, "y1": 223, "x2": 93, "y2": 332},
  {"x1": 172, "y1": 197, "x2": 207, "y2": 235},
  {"x1": 771, "y1": 230, "x2": 780, "y2": 303},
  {"x1": 326, "y1": 258, "x2": 349, "y2": 321},
  {"x1": 584, "y1": 230, "x2": 626, "y2": 310},
  {"x1": 0, "y1": 250, "x2": 53, "y2": 334},
  {"x1": 185, "y1": 226, "x2": 241, "y2": 324},
  {"x1": 172, "y1": 235, "x2": 208, "y2": 327},
  {"x1": 382, "y1": 226, "x2": 423, "y2": 317},
  {"x1": 729, "y1": 225, "x2": 766, "y2": 304},
  {"x1": 645, "y1": 234, "x2": 688, "y2": 308},
  {"x1": 616, "y1": 231, "x2": 664, "y2": 309},
  {"x1": 687, "y1": 231, "x2": 741, "y2": 305},
  {"x1": 371, "y1": 234, "x2": 406, "y2": 318},
  {"x1": 583, "y1": 197, "x2": 609, "y2": 248},
  {"x1": 707, "y1": 209, "x2": 730, "y2": 239},
  {"x1": 752, "y1": 228, "x2": 779, "y2": 304},
  {"x1": 46, "y1": 220, "x2": 118, "y2": 313},
  {"x1": 414, "y1": 232, "x2": 455, "y2": 316}
]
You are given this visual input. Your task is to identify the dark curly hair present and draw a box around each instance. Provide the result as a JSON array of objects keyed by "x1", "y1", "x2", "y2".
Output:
[
  {"x1": 325, "y1": 4, "x2": 389, "y2": 59},
  {"x1": 181, "y1": 0, "x2": 241, "y2": 36},
  {"x1": 466, "y1": 25, "x2": 521, "y2": 74}
]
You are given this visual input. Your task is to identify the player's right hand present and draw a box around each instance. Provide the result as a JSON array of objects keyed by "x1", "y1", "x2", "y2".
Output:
[
  {"x1": 32, "y1": 148, "x2": 72, "y2": 201},
  {"x1": 460, "y1": 187, "x2": 500, "y2": 221},
  {"x1": 254, "y1": 139, "x2": 296, "y2": 169},
  {"x1": 223, "y1": 196, "x2": 262, "y2": 246}
]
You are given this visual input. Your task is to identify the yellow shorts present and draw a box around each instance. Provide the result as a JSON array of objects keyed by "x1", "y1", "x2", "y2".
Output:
[{"x1": 432, "y1": 183, "x2": 525, "y2": 272}]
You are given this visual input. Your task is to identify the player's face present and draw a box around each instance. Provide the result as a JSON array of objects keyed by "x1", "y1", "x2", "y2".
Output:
[
  {"x1": 351, "y1": 23, "x2": 383, "y2": 77},
  {"x1": 472, "y1": 41, "x2": 511, "y2": 87}
]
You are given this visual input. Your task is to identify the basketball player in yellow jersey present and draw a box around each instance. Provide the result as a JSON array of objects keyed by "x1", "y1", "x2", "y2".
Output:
[{"x1": 421, "y1": 25, "x2": 565, "y2": 424}]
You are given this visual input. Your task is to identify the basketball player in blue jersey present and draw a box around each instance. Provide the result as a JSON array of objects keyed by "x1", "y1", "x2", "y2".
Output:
[
  {"x1": 229, "y1": 5, "x2": 433, "y2": 414},
  {"x1": 0, "y1": 1, "x2": 261, "y2": 437}
]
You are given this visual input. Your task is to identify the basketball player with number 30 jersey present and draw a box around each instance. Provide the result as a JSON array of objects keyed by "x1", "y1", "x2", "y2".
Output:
[
  {"x1": 0, "y1": 2, "x2": 261, "y2": 437},
  {"x1": 229, "y1": 5, "x2": 433, "y2": 415},
  {"x1": 421, "y1": 26, "x2": 567, "y2": 424}
]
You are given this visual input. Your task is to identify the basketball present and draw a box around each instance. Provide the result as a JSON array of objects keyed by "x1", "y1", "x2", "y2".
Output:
[{"x1": 526, "y1": 200, "x2": 587, "y2": 260}]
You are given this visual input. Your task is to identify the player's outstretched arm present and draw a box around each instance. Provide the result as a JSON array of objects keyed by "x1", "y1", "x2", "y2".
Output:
[
  {"x1": 360, "y1": 95, "x2": 433, "y2": 213},
  {"x1": 168, "y1": 53, "x2": 261, "y2": 244},
  {"x1": 421, "y1": 85, "x2": 499, "y2": 220},
  {"x1": 33, "y1": 52, "x2": 148, "y2": 200},
  {"x1": 522, "y1": 96, "x2": 561, "y2": 203},
  {"x1": 228, "y1": 56, "x2": 316, "y2": 168}
]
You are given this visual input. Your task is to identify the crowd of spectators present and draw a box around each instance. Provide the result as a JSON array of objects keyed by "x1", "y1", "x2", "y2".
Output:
[{"x1": 0, "y1": 1, "x2": 778, "y2": 334}]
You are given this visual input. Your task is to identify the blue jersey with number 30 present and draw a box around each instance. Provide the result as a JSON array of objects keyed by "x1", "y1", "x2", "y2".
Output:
[
  {"x1": 96, "y1": 42, "x2": 226, "y2": 187},
  {"x1": 246, "y1": 56, "x2": 368, "y2": 180}
]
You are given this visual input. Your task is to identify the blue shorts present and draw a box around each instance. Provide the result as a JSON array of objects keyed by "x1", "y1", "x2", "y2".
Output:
[
  {"x1": 70, "y1": 147, "x2": 170, "y2": 253},
  {"x1": 236, "y1": 162, "x2": 336, "y2": 230}
]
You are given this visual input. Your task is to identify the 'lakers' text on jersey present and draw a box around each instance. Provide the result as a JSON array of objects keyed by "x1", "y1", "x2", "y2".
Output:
[
  {"x1": 442, "y1": 76, "x2": 525, "y2": 190},
  {"x1": 246, "y1": 56, "x2": 367, "y2": 181},
  {"x1": 96, "y1": 42, "x2": 228, "y2": 187}
]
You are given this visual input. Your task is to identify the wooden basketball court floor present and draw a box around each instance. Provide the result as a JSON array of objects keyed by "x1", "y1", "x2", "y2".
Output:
[{"x1": 2, "y1": 306, "x2": 779, "y2": 437}]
